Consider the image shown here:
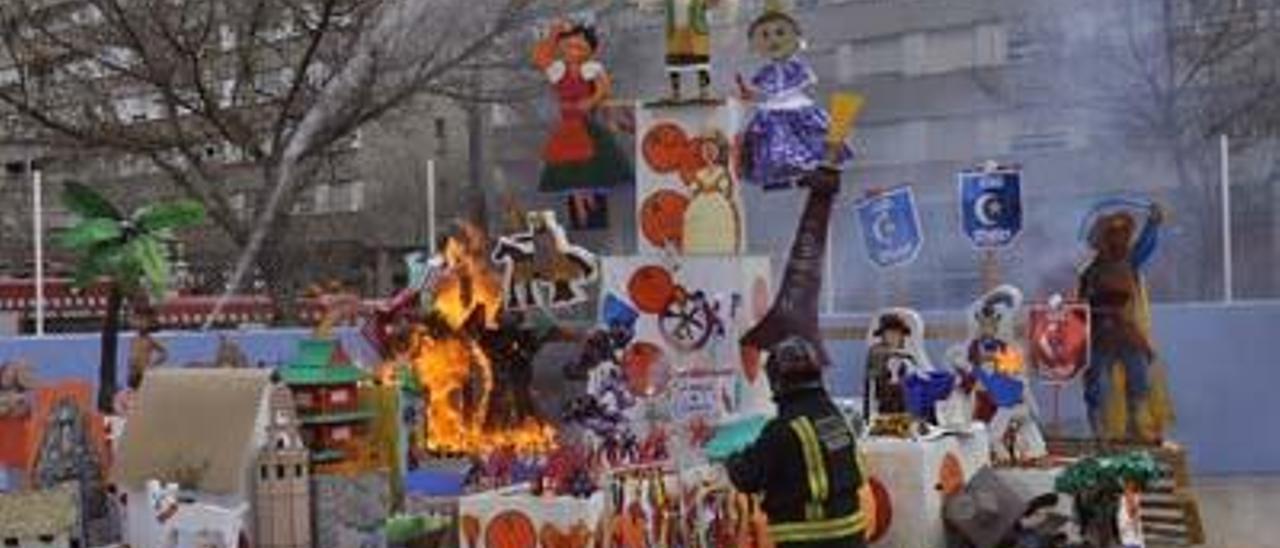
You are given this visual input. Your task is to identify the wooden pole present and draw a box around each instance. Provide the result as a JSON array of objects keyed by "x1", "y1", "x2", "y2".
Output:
[{"x1": 980, "y1": 248, "x2": 1001, "y2": 291}]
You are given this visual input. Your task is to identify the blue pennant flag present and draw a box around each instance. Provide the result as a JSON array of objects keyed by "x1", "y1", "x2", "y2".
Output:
[
  {"x1": 959, "y1": 167, "x2": 1023, "y2": 248},
  {"x1": 855, "y1": 186, "x2": 923, "y2": 268}
]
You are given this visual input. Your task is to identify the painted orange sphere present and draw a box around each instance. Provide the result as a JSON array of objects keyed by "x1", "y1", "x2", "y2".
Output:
[
  {"x1": 485, "y1": 511, "x2": 537, "y2": 548},
  {"x1": 627, "y1": 265, "x2": 677, "y2": 314},
  {"x1": 642, "y1": 122, "x2": 690, "y2": 174},
  {"x1": 639, "y1": 190, "x2": 688, "y2": 250}
]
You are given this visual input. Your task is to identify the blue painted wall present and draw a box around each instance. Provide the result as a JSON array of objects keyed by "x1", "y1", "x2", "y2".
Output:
[
  {"x1": 819, "y1": 302, "x2": 1280, "y2": 476},
  {"x1": 2, "y1": 302, "x2": 1277, "y2": 475}
]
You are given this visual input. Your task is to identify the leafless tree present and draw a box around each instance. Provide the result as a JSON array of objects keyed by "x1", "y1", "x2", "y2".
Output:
[
  {"x1": 1038, "y1": 0, "x2": 1280, "y2": 297},
  {"x1": 0, "y1": 0, "x2": 568, "y2": 320}
]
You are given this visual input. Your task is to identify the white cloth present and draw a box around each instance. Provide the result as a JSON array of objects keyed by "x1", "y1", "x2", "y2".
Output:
[{"x1": 545, "y1": 60, "x2": 604, "y2": 84}]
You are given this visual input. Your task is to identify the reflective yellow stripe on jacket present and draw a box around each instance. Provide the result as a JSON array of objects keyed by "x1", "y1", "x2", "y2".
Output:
[
  {"x1": 790, "y1": 417, "x2": 829, "y2": 521},
  {"x1": 769, "y1": 511, "x2": 868, "y2": 543},
  {"x1": 782, "y1": 417, "x2": 866, "y2": 541}
]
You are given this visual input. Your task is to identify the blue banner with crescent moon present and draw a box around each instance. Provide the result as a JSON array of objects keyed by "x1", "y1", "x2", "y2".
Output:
[
  {"x1": 855, "y1": 186, "x2": 923, "y2": 268},
  {"x1": 959, "y1": 168, "x2": 1023, "y2": 248}
]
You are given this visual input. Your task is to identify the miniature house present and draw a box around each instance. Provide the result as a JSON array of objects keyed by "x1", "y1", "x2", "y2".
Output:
[
  {"x1": 279, "y1": 338, "x2": 373, "y2": 472},
  {"x1": 113, "y1": 368, "x2": 282, "y2": 548},
  {"x1": 0, "y1": 482, "x2": 81, "y2": 547}
]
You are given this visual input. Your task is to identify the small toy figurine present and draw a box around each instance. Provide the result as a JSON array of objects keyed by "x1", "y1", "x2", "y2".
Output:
[
  {"x1": 863, "y1": 313, "x2": 912, "y2": 417},
  {"x1": 1078, "y1": 199, "x2": 1172, "y2": 443},
  {"x1": 532, "y1": 20, "x2": 631, "y2": 194},
  {"x1": 737, "y1": 0, "x2": 853, "y2": 190},
  {"x1": 953, "y1": 286, "x2": 1047, "y2": 463},
  {"x1": 661, "y1": 0, "x2": 721, "y2": 102}
]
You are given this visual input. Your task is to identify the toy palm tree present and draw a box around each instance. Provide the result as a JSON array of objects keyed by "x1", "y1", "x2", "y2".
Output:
[{"x1": 57, "y1": 182, "x2": 204, "y2": 412}]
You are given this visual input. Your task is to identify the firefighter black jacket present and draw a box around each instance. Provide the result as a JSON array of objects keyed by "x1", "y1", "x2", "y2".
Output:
[{"x1": 726, "y1": 385, "x2": 866, "y2": 546}]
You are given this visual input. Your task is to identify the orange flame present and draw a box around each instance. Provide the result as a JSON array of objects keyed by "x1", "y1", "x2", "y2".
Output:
[
  {"x1": 994, "y1": 346, "x2": 1025, "y2": 376},
  {"x1": 408, "y1": 227, "x2": 556, "y2": 455}
]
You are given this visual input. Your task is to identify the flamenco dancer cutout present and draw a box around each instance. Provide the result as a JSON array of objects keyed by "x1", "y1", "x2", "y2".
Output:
[
  {"x1": 1078, "y1": 199, "x2": 1172, "y2": 443},
  {"x1": 682, "y1": 131, "x2": 742, "y2": 254},
  {"x1": 737, "y1": 0, "x2": 853, "y2": 190},
  {"x1": 532, "y1": 20, "x2": 631, "y2": 194}
]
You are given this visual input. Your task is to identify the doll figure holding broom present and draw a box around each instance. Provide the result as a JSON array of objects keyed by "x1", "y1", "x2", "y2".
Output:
[{"x1": 737, "y1": 0, "x2": 854, "y2": 190}]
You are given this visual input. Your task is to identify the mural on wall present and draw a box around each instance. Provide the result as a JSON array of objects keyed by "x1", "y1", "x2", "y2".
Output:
[{"x1": 636, "y1": 106, "x2": 745, "y2": 256}]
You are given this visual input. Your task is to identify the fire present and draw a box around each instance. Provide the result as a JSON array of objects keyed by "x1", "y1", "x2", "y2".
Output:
[
  {"x1": 407, "y1": 225, "x2": 556, "y2": 455},
  {"x1": 413, "y1": 332, "x2": 555, "y2": 454},
  {"x1": 994, "y1": 346, "x2": 1025, "y2": 376}
]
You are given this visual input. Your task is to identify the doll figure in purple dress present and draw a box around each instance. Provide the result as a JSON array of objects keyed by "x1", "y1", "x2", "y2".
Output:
[{"x1": 737, "y1": 3, "x2": 852, "y2": 191}]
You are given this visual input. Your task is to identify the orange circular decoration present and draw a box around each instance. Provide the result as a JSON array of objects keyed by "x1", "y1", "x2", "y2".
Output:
[
  {"x1": 642, "y1": 122, "x2": 690, "y2": 174},
  {"x1": 622, "y1": 341, "x2": 670, "y2": 397},
  {"x1": 860, "y1": 476, "x2": 893, "y2": 543},
  {"x1": 937, "y1": 452, "x2": 965, "y2": 496},
  {"x1": 485, "y1": 510, "x2": 537, "y2": 548},
  {"x1": 639, "y1": 190, "x2": 688, "y2": 250},
  {"x1": 627, "y1": 265, "x2": 677, "y2": 315}
]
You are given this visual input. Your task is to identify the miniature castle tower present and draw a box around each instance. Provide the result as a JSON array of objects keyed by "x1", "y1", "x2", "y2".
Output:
[{"x1": 254, "y1": 385, "x2": 312, "y2": 548}]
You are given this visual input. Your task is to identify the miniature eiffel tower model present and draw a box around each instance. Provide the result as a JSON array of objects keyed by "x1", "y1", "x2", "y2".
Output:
[{"x1": 741, "y1": 94, "x2": 865, "y2": 367}]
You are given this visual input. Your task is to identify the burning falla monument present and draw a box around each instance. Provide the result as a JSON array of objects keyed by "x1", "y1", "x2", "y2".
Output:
[{"x1": 369, "y1": 222, "x2": 556, "y2": 456}]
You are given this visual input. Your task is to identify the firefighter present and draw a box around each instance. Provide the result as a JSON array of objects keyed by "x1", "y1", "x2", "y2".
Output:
[{"x1": 725, "y1": 335, "x2": 867, "y2": 547}]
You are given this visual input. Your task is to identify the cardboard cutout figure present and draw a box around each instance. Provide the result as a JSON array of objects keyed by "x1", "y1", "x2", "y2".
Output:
[
  {"x1": 532, "y1": 20, "x2": 631, "y2": 193},
  {"x1": 738, "y1": 0, "x2": 852, "y2": 190},
  {"x1": 659, "y1": 0, "x2": 721, "y2": 102},
  {"x1": 952, "y1": 285, "x2": 1047, "y2": 462},
  {"x1": 1027, "y1": 294, "x2": 1090, "y2": 384},
  {"x1": 492, "y1": 211, "x2": 599, "y2": 311},
  {"x1": 682, "y1": 131, "x2": 743, "y2": 254},
  {"x1": 1078, "y1": 199, "x2": 1172, "y2": 443},
  {"x1": 864, "y1": 308, "x2": 953, "y2": 425}
]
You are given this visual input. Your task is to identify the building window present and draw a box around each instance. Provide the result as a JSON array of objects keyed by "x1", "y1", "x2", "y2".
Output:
[
  {"x1": 331, "y1": 426, "x2": 352, "y2": 441},
  {"x1": 434, "y1": 117, "x2": 447, "y2": 153},
  {"x1": 329, "y1": 181, "x2": 366, "y2": 213},
  {"x1": 276, "y1": 465, "x2": 285, "y2": 479},
  {"x1": 295, "y1": 464, "x2": 304, "y2": 476},
  {"x1": 260, "y1": 466, "x2": 269, "y2": 480},
  {"x1": 329, "y1": 388, "x2": 350, "y2": 405},
  {"x1": 1005, "y1": 25, "x2": 1041, "y2": 64}
]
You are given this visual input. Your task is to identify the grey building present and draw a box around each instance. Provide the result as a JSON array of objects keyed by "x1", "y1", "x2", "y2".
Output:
[{"x1": 0, "y1": 0, "x2": 476, "y2": 302}]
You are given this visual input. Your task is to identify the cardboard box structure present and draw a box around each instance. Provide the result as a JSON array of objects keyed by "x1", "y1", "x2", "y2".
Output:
[
  {"x1": 598, "y1": 255, "x2": 775, "y2": 434},
  {"x1": 0, "y1": 482, "x2": 81, "y2": 547},
  {"x1": 635, "y1": 102, "x2": 747, "y2": 257},
  {"x1": 113, "y1": 368, "x2": 311, "y2": 548},
  {"x1": 459, "y1": 485, "x2": 608, "y2": 548},
  {"x1": 862, "y1": 429, "x2": 991, "y2": 548}
]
